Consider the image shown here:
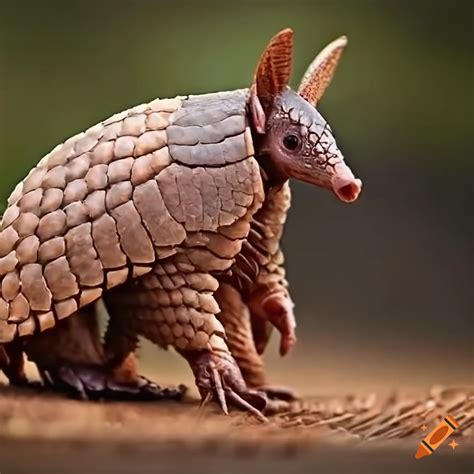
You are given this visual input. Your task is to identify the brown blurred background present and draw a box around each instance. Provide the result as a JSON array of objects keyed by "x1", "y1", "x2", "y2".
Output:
[{"x1": 0, "y1": 0, "x2": 472, "y2": 395}]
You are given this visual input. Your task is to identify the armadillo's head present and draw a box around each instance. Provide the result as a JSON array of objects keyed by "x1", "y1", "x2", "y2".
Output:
[{"x1": 250, "y1": 29, "x2": 362, "y2": 203}]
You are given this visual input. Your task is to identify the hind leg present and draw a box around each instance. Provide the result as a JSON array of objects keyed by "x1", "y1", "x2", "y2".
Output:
[
  {"x1": 101, "y1": 293, "x2": 187, "y2": 401},
  {"x1": 24, "y1": 302, "x2": 184, "y2": 401},
  {"x1": 0, "y1": 340, "x2": 28, "y2": 386}
]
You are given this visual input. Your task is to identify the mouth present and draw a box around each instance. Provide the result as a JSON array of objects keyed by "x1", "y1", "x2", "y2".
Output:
[{"x1": 331, "y1": 173, "x2": 362, "y2": 203}]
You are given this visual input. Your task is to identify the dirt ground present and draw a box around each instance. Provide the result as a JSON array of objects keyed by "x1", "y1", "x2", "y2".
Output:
[{"x1": 0, "y1": 383, "x2": 472, "y2": 474}]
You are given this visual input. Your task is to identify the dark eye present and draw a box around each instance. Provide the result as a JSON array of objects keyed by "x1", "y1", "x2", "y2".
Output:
[{"x1": 283, "y1": 134, "x2": 300, "y2": 151}]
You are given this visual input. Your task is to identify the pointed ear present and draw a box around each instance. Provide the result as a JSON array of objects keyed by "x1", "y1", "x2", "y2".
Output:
[
  {"x1": 298, "y1": 36, "x2": 347, "y2": 106},
  {"x1": 253, "y1": 28, "x2": 293, "y2": 109}
]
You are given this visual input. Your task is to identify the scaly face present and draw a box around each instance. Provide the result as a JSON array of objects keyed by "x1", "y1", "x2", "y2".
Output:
[
  {"x1": 262, "y1": 89, "x2": 362, "y2": 202},
  {"x1": 250, "y1": 29, "x2": 362, "y2": 203}
]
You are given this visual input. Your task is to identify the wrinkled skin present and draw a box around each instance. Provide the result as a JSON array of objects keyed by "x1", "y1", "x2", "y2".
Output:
[{"x1": 254, "y1": 89, "x2": 362, "y2": 203}]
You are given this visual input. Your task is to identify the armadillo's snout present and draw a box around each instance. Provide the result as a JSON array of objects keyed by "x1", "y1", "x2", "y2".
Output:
[{"x1": 331, "y1": 166, "x2": 362, "y2": 203}]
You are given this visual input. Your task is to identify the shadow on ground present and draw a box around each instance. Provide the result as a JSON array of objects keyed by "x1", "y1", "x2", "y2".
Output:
[{"x1": 0, "y1": 385, "x2": 472, "y2": 474}]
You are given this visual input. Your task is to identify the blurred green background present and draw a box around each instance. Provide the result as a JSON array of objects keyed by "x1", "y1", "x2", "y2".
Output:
[{"x1": 0, "y1": 0, "x2": 472, "y2": 394}]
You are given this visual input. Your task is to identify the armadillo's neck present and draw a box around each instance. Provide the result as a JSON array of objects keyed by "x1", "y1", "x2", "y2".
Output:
[
  {"x1": 245, "y1": 98, "x2": 289, "y2": 191},
  {"x1": 255, "y1": 153, "x2": 289, "y2": 192}
]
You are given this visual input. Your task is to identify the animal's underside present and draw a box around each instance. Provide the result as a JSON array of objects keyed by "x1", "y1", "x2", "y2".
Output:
[{"x1": 0, "y1": 29, "x2": 362, "y2": 418}]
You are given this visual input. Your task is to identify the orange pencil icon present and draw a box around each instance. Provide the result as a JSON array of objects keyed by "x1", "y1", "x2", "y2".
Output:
[{"x1": 415, "y1": 415, "x2": 459, "y2": 459}]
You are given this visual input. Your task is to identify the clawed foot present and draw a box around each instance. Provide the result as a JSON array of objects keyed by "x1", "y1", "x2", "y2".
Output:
[
  {"x1": 39, "y1": 364, "x2": 187, "y2": 402},
  {"x1": 249, "y1": 290, "x2": 296, "y2": 356},
  {"x1": 188, "y1": 351, "x2": 268, "y2": 422}
]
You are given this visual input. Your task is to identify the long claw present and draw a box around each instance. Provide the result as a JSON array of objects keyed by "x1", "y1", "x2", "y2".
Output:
[
  {"x1": 211, "y1": 366, "x2": 228, "y2": 415},
  {"x1": 227, "y1": 389, "x2": 269, "y2": 423},
  {"x1": 199, "y1": 390, "x2": 212, "y2": 410},
  {"x1": 195, "y1": 390, "x2": 212, "y2": 426}
]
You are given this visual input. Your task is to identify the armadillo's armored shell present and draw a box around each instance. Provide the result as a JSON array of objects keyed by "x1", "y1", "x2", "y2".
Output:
[{"x1": 0, "y1": 89, "x2": 256, "y2": 342}]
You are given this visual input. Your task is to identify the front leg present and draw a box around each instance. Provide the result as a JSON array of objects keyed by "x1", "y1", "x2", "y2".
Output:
[
  {"x1": 131, "y1": 263, "x2": 267, "y2": 420},
  {"x1": 184, "y1": 349, "x2": 267, "y2": 421},
  {"x1": 248, "y1": 269, "x2": 296, "y2": 357},
  {"x1": 215, "y1": 283, "x2": 266, "y2": 388},
  {"x1": 216, "y1": 282, "x2": 296, "y2": 404},
  {"x1": 231, "y1": 181, "x2": 297, "y2": 356}
]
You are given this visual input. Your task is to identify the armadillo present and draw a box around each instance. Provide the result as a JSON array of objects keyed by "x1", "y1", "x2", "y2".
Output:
[{"x1": 0, "y1": 29, "x2": 362, "y2": 418}]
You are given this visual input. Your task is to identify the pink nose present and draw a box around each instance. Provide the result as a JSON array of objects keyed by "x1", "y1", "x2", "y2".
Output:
[{"x1": 332, "y1": 176, "x2": 362, "y2": 203}]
